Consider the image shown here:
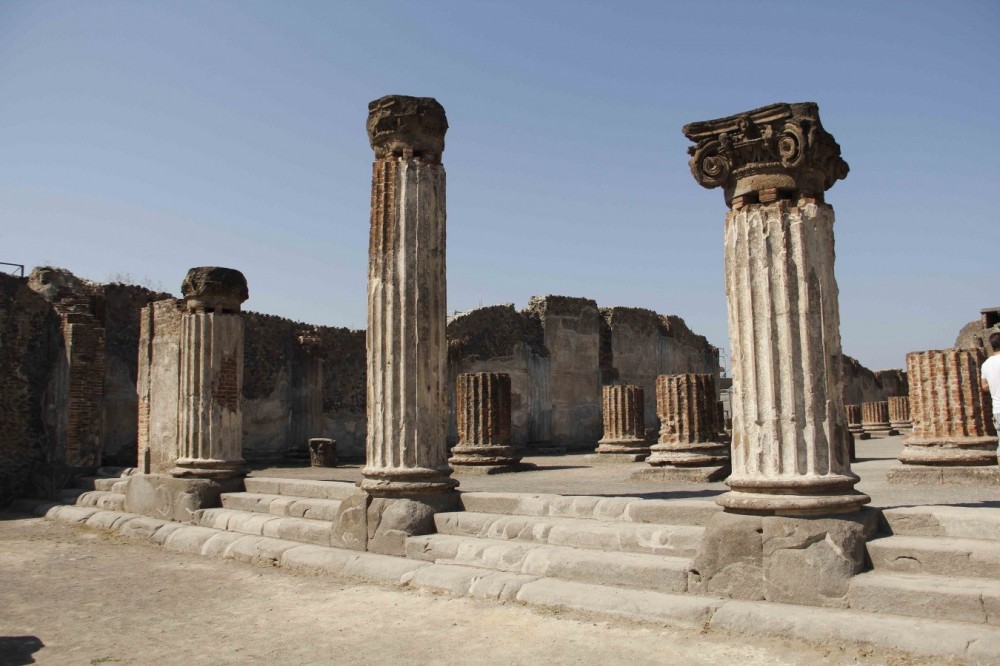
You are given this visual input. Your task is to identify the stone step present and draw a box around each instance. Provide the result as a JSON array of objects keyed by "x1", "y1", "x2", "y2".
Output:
[
  {"x1": 883, "y1": 505, "x2": 1000, "y2": 541},
  {"x1": 405, "y1": 533, "x2": 690, "y2": 593},
  {"x1": 221, "y1": 492, "x2": 342, "y2": 521},
  {"x1": 868, "y1": 535, "x2": 1000, "y2": 579},
  {"x1": 435, "y1": 511, "x2": 703, "y2": 557},
  {"x1": 244, "y1": 477, "x2": 359, "y2": 501},
  {"x1": 458, "y1": 492, "x2": 719, "y2": 526},
  {"x1": 75, "y1": 476, "x2": 121, "y2": 491},
  {"x1": 849, "y1": 571, "x2": 1000, "y2": 625},
  {"x1": 196, "y1": 508, "x2": 335, "y2": 547},
  {"x1": 66, "y1": 489, "x2": 125, "y2": 511}
]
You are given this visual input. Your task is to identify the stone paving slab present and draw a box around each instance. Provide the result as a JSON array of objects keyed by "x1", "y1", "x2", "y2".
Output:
[
  {"x1": 868, "y1": 535, "x2": 1000, "y2": 578},
  {"x1": 849, "y1": 571, "x2": 1000, "y2": 625}
]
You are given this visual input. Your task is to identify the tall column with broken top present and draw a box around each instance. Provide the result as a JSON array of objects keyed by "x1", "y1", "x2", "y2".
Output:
[
  {"x1": 171, "y1": 267, "x2": 249, "y2": 479},
  {"x1": 894, "y1": 349, "x2": 998, "y2": 472},
  {"x1": 683, "y1": 103, "x2": 868, "y2": 514},
  {"x1": 363, "y1": 95, "x2": 457, "y2": 498}
]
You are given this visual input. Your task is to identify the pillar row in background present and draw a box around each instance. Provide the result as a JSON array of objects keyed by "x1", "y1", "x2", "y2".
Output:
[
  {"x1": 587, "y1": 385, "x2": 649, "y2": 463},
  {"x1": 861, "y1": 400, "x2": 897, "y2": 436},
  {"x1": 888, "y1": 395, "x2": 912, "y2": 430}
]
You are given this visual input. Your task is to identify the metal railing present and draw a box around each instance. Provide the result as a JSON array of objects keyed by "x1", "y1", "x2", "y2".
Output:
[{"x1": 0, "y1": 262, "x2": 25, "y2": 277}]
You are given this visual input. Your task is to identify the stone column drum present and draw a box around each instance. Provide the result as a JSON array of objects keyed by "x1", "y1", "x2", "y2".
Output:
[
  {"x1": 449, "y1": 372, "x2": 533, "y2": 475},
  {"x1": 171, "y1": 267, "x2": 249, "y2": 480},
  {"x1": 684, "y1": 104, "x2": 875, "y2": 606},
  {"x1": 889, "y1": 349, "x2": 999, "y2": 483},
  {"x1": 587, "y1": 385, "x2": 649, "y2": 463},
  {"x1": 362, "y1": 95, "x2": 457, "y2": 499},
  {"x1": 684, "y1": 102, "x2": 868, "y2": 516},
  {"x1": 888, "y1": 395, "x2": 912, "y2": 430},
  {"x1": 634, "y1": 374, "x2": 730, "y2": 482},
  {"x1": 862, "y1": 400, "x2": 898, "y2": 437},
  {"x1": 844, "y1": 404, "x2": 863, "y2": 435}
]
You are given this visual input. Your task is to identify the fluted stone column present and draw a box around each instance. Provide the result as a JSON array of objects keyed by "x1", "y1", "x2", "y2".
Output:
[
  {"x1": 684, "y1": 104, "x2": 875, "y2": 605},
  {"x1": 889, "y1": 349, "x2": 999, "y2": 483},
  {"x1": 449, "y1": 373, "x2": 533, "y2": 475},
  {"x1": 633, "y1": 374, "x2": 730, "y2": 482},
  {"x1": 684, "y1": 103, "x2": 868, "y2": 516},
  {"x1": 362, "y1": 95, "x2": 457, "y2": 500},
  {"x1": 171, "y1": 267, "x2": 249, "y2": 480},
  {"x1": 888, "y1": 396, "x2": 912, "y2": 430},
  {"x1": 587, "y1": 385, "x2": 649, "y2": 463},
  {"x1": 862, "y1": 400, "x2": 898, "y2": 437},
  {"x1": 845, "y1": 404, "x2": 863, "y2": 435}
]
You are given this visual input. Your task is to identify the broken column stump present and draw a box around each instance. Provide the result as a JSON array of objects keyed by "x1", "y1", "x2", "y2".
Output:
[
  {"x1": 631, "y1": 373, "x2": 730, "y2": 482},
  {"x1": 862, "y1": 400, "x2": 898, "y2": 437},
  {"x1": 309, "y1": 438, "x2": 337, "y2": 467},
  {"x1": 449, "y1": 372, "x2": 535, "y2": 475},
  {"x1": 888, "y1": 349, "x2": 999, "y2": 484},
  {"x1": 585, "y1": 385, "x2": 649, "y2": 463},
  {"x1": 888, "y1": 395, "x2": 912, "y2": 431},
  {"x1": 682, "y1": 102, "x2": 874, "y2": 608}
]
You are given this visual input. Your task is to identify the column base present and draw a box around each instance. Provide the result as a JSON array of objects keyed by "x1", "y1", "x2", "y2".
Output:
[
  {"x1": 719, "y1": 474, "x2": 870, "y2": 516},
  {"x1": 898, "y1": 436, "x2": 999, "y2": 466},
  {"x1": 646, "y1": 443, "x2": 729, "y2": 467},
  {"x1": 360, "y1": 466, "x2": 459, "y2": 499},
  {"x1": 594, "y1": 438, "x2": 649, "y2": 455},
  {"x1": 890, "y1": 421, "x2": 912, "y2": 431},
  {"x1": 887, "y1": 465, "x2": 1000, "y2": 485},
  {"x1": 858, "y1": 432, "x2": 872, "y2": 440},
  {"x1": 863, "y1": 423, "x2": 899, "y2": 437},
  {"x1": 629, "y1": 465, "x2": 730, "y2": 483},
  {"x1": 170, "y1": 457, "x2": 247, "y2": 480},
  {"x1": 584, "y1": 452, "x2": 648, "y2": 464}
]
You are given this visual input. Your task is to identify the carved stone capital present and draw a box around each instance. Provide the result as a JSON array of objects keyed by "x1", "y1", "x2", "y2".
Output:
[
  {"x1": 181, "y1": 267, "x2": 249, "y2": 313},
  {"x1": 683, "y1": 102, "x2": 849, "y2": 207},
  {"x1": 367, "y1": 95, "x2": 447, "y2": 163}
]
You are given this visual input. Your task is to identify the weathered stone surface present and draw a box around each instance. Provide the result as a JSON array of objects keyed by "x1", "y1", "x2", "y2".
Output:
[
  {"x1": 180, "y1": 267, "x2": 248, "y2": 313},
  {"x1": 861, "y1": 401, "x2": 896, "y2": 435},
  {"x1": 888, "y1": 395, "x2": 911, "y2": 429},
  {"x1": 363, "y1": 95, "x2": 456, "y2": 499},
  {"x1": 123, "y1": 473, "x2": 237, "y2": 523},
  {"x1": 887, "y1": 466, "x2": 1000, "y2": 485},
  {"x1": 898, "y1": 349, "x2": 998, "y2": 468},
  {"x1": 683, "y1": 102, "x2": 849, "y2": 208},
  {"x1": 844, "y1": 404, "x2": 863, "y2": 434},
  {"x1": 647, "y1": 373, "x2": 728, "y2": 472},
  {"x1": 629, "y1": 466, "x2": 729, "y2": 482},
  {"x1": 450, "y1": 372, "x2": 529, "y2": 473},
  {"x1": 329, "y1": 490, "x2": 369, "y2": 552},
  {"x1": 366, "y1": 95, "x2": 447, "y2": 163},
  {"x1": 690, "y1": 510, "x2": 878, "y2": 606},
  {"x1": 367, "y1": 496, "x2": 454, "y2": 556}
]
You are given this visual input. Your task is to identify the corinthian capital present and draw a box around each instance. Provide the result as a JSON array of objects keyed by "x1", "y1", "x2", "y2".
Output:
[
  {"x1": 367, "y1": 95, "x2": 448, "y2": 164},
  {"x1": 683, "y1": 102, "x2": 849, "y2": 207}
]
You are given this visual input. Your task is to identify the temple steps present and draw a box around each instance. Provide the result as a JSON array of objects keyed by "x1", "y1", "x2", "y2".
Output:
[
  {"x1": 457, "y1": 491, "x2": 720, "y2": 526},
  {"x1": 867, "y1": 535, "x2": 1000, "y2": 579},
  {"x1": 243, "y1": 477, "x2": 358, "y2": 501},
  {"x1": 434, "y1": 511, "x2": 703, "y2": 557},
  {"x1": 221, "y1": 492, "x2": 343, "y2": 521},
  {"x1": 883, "y1": 505, "x2": 1000, "y2": 539},
  {"x1": 405, "y1": 533, "x2": 691, "y2": 592},
  {"x1": 60, "y1": 488, "x2": 125, "y2": 511},
  {"x1": 849, "y1": 572, "x2": 1000, "y2": 625},
  {"x1": 75, "y1": 476, "x2": 127, "y2": 492},
  {"x1": 195, "y1": 507, "x2": 335, "y2": 547}
]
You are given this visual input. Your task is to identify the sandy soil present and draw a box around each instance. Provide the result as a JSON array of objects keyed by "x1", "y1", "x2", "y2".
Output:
[{"x1": 0, "y1": 514, "x2": 945, "y2": 666}]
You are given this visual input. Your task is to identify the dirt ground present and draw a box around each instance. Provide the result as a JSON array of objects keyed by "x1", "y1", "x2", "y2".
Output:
[{"x1": 0, "y1": 514, "x2": 946, "y2": 666}]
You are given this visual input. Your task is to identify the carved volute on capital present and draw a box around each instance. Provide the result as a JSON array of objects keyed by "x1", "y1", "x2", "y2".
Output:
[
  {"x1": 367, "y1": 95, "x2": 448, "y2": 164},
  {"x1": 181, "y1": 267, "x2": 249, "y2": 313},
  {"x1": 683, "y1": 102, "x2": 849, "y2": 208}
]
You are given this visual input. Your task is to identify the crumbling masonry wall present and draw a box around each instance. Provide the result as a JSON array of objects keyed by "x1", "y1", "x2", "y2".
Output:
[{"x1": 841, "y1": 355, "x2": 908, "y2": 406}]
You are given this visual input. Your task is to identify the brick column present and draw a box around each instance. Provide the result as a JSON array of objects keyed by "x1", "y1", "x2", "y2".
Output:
[
  {"x1": 888, "y1": 396, "x2": 912, "y2": 430},
  {"x1": 862, "y1": 400, "x2": 898, "y2": 436},
  {"x1": 890, "y1": 349, "x2": 998, "y2": 480},
  {"x1": 449, "y1": 373, "x2": 532, "y2": 474},
  {"x1": 684, "y1": 102, "x2": 867, "y2": 515},
  {"x1": 639, "y1": 373, "x2": 729, "y2": 481},
  {"x1": 587, "y1": 385, "x2": 648, "y2": 462},
  {"x1": 362, "y1": 95, "x2": 457, "y2": 499},
  {"x1": 844, "y1": 404, "x2": 863, "y2": 435},
  {"x1": 171, "y1": 267, "x2": 248, "y2": 480}
]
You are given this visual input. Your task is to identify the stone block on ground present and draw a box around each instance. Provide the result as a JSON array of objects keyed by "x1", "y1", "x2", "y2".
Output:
[
  {"x1": 124, "y1": 474, "x2": 241, "y2": 523},
  {"x1": 628, "y1": 466, "x2": 729, "y2": 483},
  {"x1": 886, "y1": 466, "x2": 1000, "y2": 485}
]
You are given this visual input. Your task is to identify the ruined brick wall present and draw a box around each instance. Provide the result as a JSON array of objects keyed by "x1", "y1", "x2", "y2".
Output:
[
  {"x1": 600, "y1": 307, "x2": 719, "y2": 433},
  {"x1": 447, "y1": 304, "x2": 550, "y2": 446},
  {"x1": 841, "y1": 355, "x2": 908, "y2": 405},
  {"x1": 317, "y1": 326, "x2": 366, "y2": 460},
  {"x1": 0, "y1": 275, "x2": 61, "y2": 506}
]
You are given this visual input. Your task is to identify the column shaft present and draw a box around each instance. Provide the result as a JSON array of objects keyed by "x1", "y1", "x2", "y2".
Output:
[
  {"x1": 595, "y1": 385, "x2": 647, "y2": 454},
  {"x1": 648, "y1": 373, "x2": 728, "y2": 467}
]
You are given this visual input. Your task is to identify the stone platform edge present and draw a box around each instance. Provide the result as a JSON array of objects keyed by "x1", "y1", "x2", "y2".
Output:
[{"x1": 10, "y1": 498, "x2": 1000, "y2": 664}]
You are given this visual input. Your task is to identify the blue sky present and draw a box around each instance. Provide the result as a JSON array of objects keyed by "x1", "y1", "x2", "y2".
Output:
[{"x1": 2, "y1": 1, "x2": 998, "y2": 371}]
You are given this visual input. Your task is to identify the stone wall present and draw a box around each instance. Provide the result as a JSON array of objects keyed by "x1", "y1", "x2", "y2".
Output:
[
  {"x1": 447, "y1": 298, "x2": 719, "y2": 450},
  {"x1": 0, "y1": 274, "x2": 61, "y2": 505},
  {"x1": 841, "y1": 355, "x2": 908, "y2": 405}
]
